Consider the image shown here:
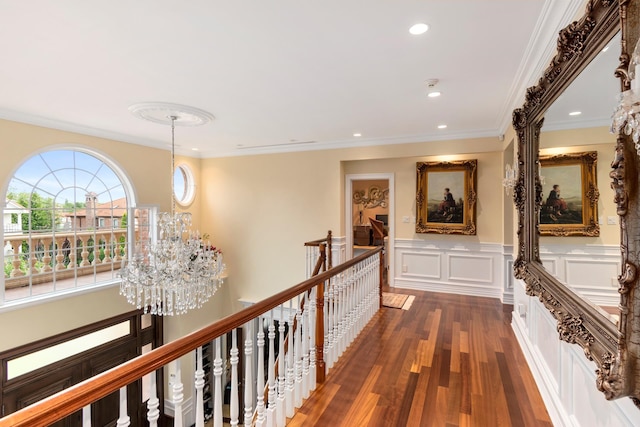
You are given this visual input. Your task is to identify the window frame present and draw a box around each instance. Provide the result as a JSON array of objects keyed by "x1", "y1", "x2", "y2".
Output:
[{"x1": 1, "y1": 146, "x2": 138, "y2": 310}]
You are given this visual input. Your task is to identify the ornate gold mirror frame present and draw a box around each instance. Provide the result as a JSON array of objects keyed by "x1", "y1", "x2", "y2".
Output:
[{"x1": 513, "y1": 0, "x2": 640, "y2": 404}]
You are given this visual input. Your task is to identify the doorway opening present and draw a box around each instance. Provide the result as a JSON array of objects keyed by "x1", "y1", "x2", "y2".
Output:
[{"x1": 345, "y1": 173, "x2": 394, "y2": 287}]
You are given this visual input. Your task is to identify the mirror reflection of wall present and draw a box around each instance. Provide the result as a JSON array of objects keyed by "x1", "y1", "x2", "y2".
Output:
[{"x1": 537, "y1": 32, "x2": 620, "y2": 322}]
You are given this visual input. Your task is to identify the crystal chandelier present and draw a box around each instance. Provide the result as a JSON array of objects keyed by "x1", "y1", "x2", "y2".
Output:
[
  {"x1": 120, "y1": 103, "x2": 225, "y2": 315},
  {"x1": 611, "y1": 36, "x2": 640, "y2": 153}
]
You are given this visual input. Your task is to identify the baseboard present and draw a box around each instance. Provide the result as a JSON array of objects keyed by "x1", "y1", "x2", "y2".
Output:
[
  {"x1": 393, "y1": 279, "x2": 503, "y2": 300},
  {"x1": 511, "y1": 315, "x2": 572, "y2": 427},
  {"x1": 501, "y1": 289, "x2": 514, "y2": 305}
]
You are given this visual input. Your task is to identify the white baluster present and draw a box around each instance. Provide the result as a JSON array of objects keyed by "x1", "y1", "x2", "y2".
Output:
[
  {"x1": 277, "y1": 305, "x2": 287, "y2": 427},
  {"x1": 214, "y1": 338, "x2": 223, "y2": 427},
  {"x1": 351, "y1": 264, "x2": 358, "y2": 342},
  {"x1": 369, "y1": 256, "x2": 377, "y2": 322},
  {"x1": 363, "y1": 259, "x2": 370, "y2": 326},
  {"x1": 325, "y1": 278, "x2": 333, "y2": 370},
  {"x1": 337, "y1": 276, "x2": 344, "y2": 359},
  {"x1": 363, "y1": 258, "x2": 370, "y2": 325},
  {"x1": 267, "y1": 311, "x2": 277, "y2": 427},
  {"x1": 369, "y1": 256, "x2": 375, "y2": 321},
  {"x1": 334, "y1": 275, "x2": 342, "y2": 362},
  {"x1": 116, "y1": 386, "x2": 130, "y2": 427},
  {"x1": 244, "y1": 322, "x2": 254, "y2": 426},
  {"x1": 286, "y1": 299, "x2": 295, "y2": 417},
  {"x1": 348, "y1": 268, "x2": 355, "y2": 346},
  {"x1": 173, "y1": 359, "x2": 184, "y2": 427},
  {"x1": 147, "y1": 369, "x2": 160, "y2": 427},
  {"x1": 82, "y1": 405, "x2": 91, "y2": 427},
  {"x1": 309, "y1": 287, "x2": 317, "y2": 391},
  {"x1": 302, "y1": 295, "x2": 310, "y2": 399},
  {"x1": 230, "y1": 329, "x2": 240, "y2": 427},
  {"x1": 295, "y1": 295, "x2": 303, "y2": 408},
  {"x1": 195, "y1": 347, "x2": 205, "y2": 427},
  {"x1": 342, "y1": 269, "x2": 350, "y2": 353},
  {"x1": 256, "y1": 316, "x2": 266, "y2": 426}
]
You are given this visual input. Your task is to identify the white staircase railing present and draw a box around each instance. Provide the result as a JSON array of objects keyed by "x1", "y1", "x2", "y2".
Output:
[{"x1": 0, "y1": 236, "x2": 382, "y2": 427}]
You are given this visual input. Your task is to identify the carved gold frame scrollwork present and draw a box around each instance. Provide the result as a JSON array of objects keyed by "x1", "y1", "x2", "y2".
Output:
[
  {"x1": 415, "y1": 159, "x2": 477, "y2": 235},
  {"x1": 513, "y1": 0, "x2": 640, "y2": 404},
  {"x1": 539, "y1": 151, "x2": 599, "y2": 237}
]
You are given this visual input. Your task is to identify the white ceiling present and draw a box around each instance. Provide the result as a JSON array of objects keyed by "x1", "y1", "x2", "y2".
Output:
[{"x1": 0, "y1": 0, "x2": 608, "y2": 158}]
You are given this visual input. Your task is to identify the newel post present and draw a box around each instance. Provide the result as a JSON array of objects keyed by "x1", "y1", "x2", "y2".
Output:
[{"x1": 315, "y1": 280, "x2": 326, "y2": 384}]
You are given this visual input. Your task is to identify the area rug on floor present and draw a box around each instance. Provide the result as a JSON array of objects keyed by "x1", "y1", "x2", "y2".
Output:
[{"x1": 382, "y1": 292, "x2": 413, "y2": 309}]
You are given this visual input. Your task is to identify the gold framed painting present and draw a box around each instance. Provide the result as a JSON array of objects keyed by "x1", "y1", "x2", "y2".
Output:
[
  {"x1": 539, "y1": 151, "x2": 599, "y2": 237},
  {"x1": 416, "y1": 159, "x2": 477, "y2": 235}
]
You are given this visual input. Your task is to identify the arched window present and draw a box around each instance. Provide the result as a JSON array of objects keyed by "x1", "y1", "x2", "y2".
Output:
[{"x1": 2, "y1": 149, "x2": 135, "y2": 305}]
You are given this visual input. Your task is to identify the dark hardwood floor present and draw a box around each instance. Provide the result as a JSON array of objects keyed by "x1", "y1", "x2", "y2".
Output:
[{"x1": 288, "y1": 288, "x2": 552, "y2": 426}]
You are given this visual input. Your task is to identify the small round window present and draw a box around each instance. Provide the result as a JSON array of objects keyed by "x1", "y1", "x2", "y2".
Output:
[{"x1": 173, "y1": 164, "x2": 195, "y2": 206}]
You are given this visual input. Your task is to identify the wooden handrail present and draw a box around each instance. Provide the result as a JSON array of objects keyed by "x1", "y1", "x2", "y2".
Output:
[{"x1": 1, "y1": 246, "x2": 382, "y2": 427}]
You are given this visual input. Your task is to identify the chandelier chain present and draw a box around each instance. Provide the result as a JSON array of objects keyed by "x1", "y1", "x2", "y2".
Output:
[{"x1": 119, "y1": 108, "x2": 224, "y2": 315}]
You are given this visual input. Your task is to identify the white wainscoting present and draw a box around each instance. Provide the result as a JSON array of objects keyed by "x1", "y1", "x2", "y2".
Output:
[
  {"x1": 393, "y1": 239, "x2": 513, "y2": 303},
  {"x1": 540, "y1": 243, "x2": 620, "y2": 307},
  {"x1": 512, "y1": 279, "x2": 640, "y2": 427},
  {"x1": 390, "y1": 239, "x2": 621, "y2": 306}
]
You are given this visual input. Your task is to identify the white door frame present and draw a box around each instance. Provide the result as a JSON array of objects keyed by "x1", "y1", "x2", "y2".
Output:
[{"x1": 345, "y1": 173, "x2": 394, "y2": 287}]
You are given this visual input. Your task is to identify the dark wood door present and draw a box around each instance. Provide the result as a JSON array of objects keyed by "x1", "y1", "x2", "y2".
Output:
[
  {"x1": 2, "y1": 363, "x2": 83, "y2": 426},
  {"x1": 87, "y1": 340, "x2": 141, "y2": 426},
  {"x1": 1, "y1": 310, "x2": 163, "y2": 426}
]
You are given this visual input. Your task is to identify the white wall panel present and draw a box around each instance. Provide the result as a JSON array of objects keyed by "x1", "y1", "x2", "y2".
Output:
[
  {"x1": 449, "y1": 254, "x2": 493, "y2": 283},
  {"x1": 534, "y1": 302, "x2": 560, "y2": 394},
  {"x1": 540, "y1": 244, "x2": 620, "y2": 306},
  {"x1": 541, "y1": 258, "x2": 558, "y2": 277},
  {"x1": 512, "y1": 279, "x2": 640, "y2": 427},
  {"x1": 394, "y1": 239, "x2": 505, "y2": 301},
  {"x1": 400, "y1": 251, "x2": 440, "y2": 279},
  {"x1": 391, "y1": 240, "x2": 620, "y2": 307}
]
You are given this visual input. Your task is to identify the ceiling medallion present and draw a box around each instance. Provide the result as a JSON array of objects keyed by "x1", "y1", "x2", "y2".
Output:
[{"x1": 128, "y1": 102, "x2": 214, "y2": 127}]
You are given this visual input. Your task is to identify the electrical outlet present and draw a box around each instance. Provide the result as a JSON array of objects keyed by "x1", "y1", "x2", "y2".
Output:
[
  {"x1": 607, "y1": 216, "x2": 618, "y2": 225},
  {"x1": 517, "y1": 303, "x2": 527, "y2": 318},
  {"x1": 402, "y1": 265, "x2": 408, "y2": 273},
  {"x1": 402, "y1": 216, "x2": 410, "y2": 223}
]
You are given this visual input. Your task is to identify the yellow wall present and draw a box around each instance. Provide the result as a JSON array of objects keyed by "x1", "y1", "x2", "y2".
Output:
[
  {"x1": 199, "y1": 150, "x2": 342, "y2": 303},
  {"x1": 199, "y1": 135, "x2": 505, "y2": 303},
  {"x1": 0, "y1": 119, "x2": 230, "y2": 353},
  {"x1": 342, "y1": 151, "x2": 504, "y2": 243},
  {"x1": 0, "y1": 117, "x2": 619, "y2": 349}
]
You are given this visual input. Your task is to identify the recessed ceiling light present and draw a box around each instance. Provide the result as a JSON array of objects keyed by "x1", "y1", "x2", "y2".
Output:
[
  {"x1": 409, "y1": 23, "x2": 429, "y2": 35},
  {"x1": 192, "y1": 147, "x2": 199, "y2": 151},
  {"x1": 437, "y1": 124, "x2": 447, "y2": 129},
  {"x1": 569, "y1": 111, "x2": 582, "y2": 116},
  {"x1": 353, "y1": 133, "x2": 362, "y2": 137},
  {"x1": 428, "y1": 91, "x2": 441, "y2": 98}
]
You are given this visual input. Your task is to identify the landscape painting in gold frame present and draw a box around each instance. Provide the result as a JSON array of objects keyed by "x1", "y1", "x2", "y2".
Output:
[
  {"x1": 416, "y1": 159, "x2": 477, "y2": 235},
  {"x1": 539, "y1": 151, "x2": 599, "y2": 237}
]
